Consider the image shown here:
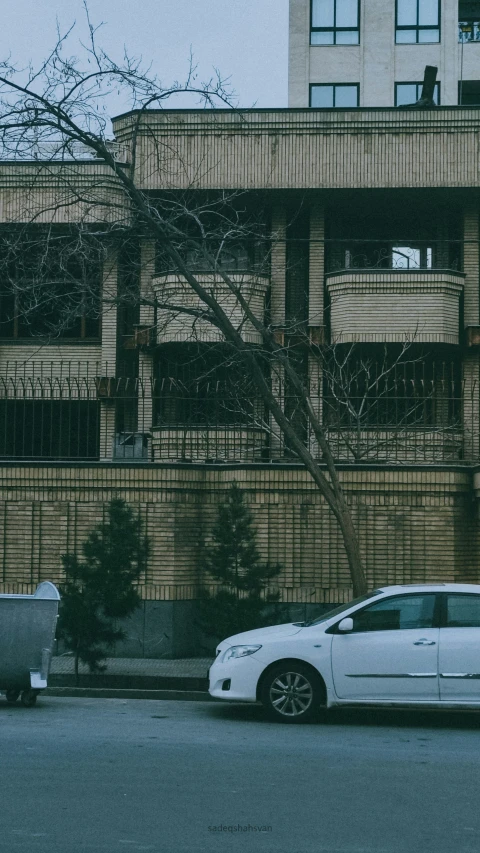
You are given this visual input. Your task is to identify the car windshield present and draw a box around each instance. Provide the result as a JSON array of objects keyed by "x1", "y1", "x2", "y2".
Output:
[{"x1": 304, "y1": 591, "x2": 383, "y2": 626}]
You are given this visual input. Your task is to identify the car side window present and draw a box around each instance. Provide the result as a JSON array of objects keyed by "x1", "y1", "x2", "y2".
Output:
[
  {"x1": 350, "y1": 594, "x2": 436, "y2": 633},
  {"x1": 446, "y1": 595, "x2": 480, "y2": 628}
]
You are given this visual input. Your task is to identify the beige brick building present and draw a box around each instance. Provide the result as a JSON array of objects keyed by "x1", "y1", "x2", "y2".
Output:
[{"x1": 1, "y1": 102, "x2": 479, "y2": 654}]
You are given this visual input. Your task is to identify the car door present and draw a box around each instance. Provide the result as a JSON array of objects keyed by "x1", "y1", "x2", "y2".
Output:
[
  {"x1": 331, "y1": 593, "x2": 440, "y2": 701},
  {"x1": 439, "y1": 593, "x2": 480, "y2": 703}
]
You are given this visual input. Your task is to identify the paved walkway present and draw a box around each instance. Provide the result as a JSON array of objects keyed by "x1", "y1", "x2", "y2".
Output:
[{"x1": 51, "y1": 655, "x2": 213, "y2": 678}]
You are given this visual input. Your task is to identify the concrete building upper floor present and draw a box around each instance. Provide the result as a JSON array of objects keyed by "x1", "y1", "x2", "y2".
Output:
[{"x1": 289, "y1": 0, "x2": 480, "y2": 107}]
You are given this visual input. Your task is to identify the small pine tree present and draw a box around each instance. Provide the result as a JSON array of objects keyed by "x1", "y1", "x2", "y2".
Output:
[
  {"x1": 199, "y1": 482, "x2": 283, "y2": 643},
  {"x1": 58, "y1": 499, "x2": 149, "y2": 683}
]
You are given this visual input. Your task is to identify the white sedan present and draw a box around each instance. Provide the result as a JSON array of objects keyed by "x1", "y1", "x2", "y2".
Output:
[{"x1": 209, "y1": 583, "x2": 480, "y2": 722}]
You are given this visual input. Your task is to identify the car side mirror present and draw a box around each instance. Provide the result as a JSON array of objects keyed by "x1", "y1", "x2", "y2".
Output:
[{"x1": 337, "y1": 617, "x2": 353, "y2": 633}]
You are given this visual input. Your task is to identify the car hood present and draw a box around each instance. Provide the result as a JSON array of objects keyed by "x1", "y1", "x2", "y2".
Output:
[{"x1": 219, "y1": 622, "x2": 304, "y2": 648}]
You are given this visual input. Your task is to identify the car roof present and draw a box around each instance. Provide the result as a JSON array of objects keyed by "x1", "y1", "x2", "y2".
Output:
[{"x1": 376, "y1": 583, "x2": 480, "y2": 594}]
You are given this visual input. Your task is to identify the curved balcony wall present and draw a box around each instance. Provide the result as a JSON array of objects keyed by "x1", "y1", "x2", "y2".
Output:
[
  {"x1": 326, "y1": 271, "x2": 465, "y2": 344},
  {"x1": 151, "y1": 426, "x2": 266, "y2": 462},
  {"x1": 152, "y1": 274, "x2": 269, "y2": 345}
]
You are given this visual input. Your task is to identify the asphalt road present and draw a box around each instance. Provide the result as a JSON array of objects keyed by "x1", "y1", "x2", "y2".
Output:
[{"x1": 1, "y1": 697, "x2": 480, "y2": 853}]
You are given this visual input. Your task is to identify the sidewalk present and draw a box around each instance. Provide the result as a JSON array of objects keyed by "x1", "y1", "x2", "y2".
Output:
[{"x1": 47, "y1": 655, "x2": 214, "y2": 699}]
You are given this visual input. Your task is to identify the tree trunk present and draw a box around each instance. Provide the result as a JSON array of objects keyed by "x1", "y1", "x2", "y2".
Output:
[{"x1": 335, "y1": 504, "x2": 367, "y2": 597}]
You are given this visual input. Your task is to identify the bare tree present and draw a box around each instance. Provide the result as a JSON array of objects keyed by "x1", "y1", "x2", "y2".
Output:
[{"x1": 0, "y1": 14, "x2": 375, "y2": 593}]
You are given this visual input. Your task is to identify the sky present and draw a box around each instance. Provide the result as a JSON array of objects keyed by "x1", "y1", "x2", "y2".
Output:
[{"x1": 0, "y1": 1, "x2": 289, "y2": 111}]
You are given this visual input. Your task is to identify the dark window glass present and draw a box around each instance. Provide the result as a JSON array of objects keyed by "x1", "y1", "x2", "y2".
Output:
[
  {"x1": 396, "y1": 0, "x2": 440, "y2": 42},
  {"x1": 459, "y1": 80, "x2": 480, "y2": 104},
  {"x1": 310, "y1": 83, "x2": 359, "y2": 107},
  {"x1": 311, "y1": 0, "x2": 360, "y2": 44},
  {"x1": 351, "y1": 594, "x2": 436, "y2": 632},
  {"x1": 395, "y1": 82, "x2": 440, "y2": 105},
  {"x1": 323, "y1": 348, "x2": 462, "y2": 430},
  {"x1": 153, "y1": 346, "x2": 262, "y2": 428},
  {"x1": 0, "y1": 229, "x2": 102, "y2": 340},
  {"x1": 446, "y1": 595, "x2": 480, "y2": 627}
]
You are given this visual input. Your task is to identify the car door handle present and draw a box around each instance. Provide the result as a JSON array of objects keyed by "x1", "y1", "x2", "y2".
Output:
[{"x1": 413, "y1": 639, "x2": 436, "y2": 645}]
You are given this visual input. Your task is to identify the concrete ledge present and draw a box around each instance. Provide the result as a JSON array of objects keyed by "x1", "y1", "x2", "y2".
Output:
[{"x1": 44, "y1": 687, "x2": 212, "y2": 701}]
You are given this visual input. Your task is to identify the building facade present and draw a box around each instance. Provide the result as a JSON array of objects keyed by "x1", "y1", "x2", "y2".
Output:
[
  {"x1": 1, "y1": 104, "x2": 480, "y2": 654},
  {"x1": 289, "y1": 0, "x2": 480, "y2": 107}
]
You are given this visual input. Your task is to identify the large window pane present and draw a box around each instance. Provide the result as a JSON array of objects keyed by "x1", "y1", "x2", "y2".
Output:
[
  {"x1": 334, "y1": 85, "x2": 358, "y2": 106},
  {"x1": 397, "y1": 0, "x2": 417, "y2": 26},
  {"x1": 312, "y1": 0, "x2": 334, "y2": 28},
  {"x1": 311, "y1": 85, "x2": 334, "y2": 107},
  {"x1": 336, "y1": 0, "x2": 358, "y2": 27},
  {"x1": 419, "y1": 0, "x2": 438, "y2": 25},
  {"x1": 336, "y1": 29, "x2": 360, "y2": 43}
]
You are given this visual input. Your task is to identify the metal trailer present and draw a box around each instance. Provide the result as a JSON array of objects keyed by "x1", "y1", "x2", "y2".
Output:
[{"x1": 0, "y1": 581, "x2": 60, "y2": 707}]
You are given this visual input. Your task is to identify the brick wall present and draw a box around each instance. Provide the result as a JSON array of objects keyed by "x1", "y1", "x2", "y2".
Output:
[{"x1": 0, "y1": 463, "x2": 477, "y2": 602}]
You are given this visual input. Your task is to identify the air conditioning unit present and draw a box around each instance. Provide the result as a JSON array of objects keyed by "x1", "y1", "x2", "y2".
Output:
[{"x1": 113, "y1": 432, "x2": 149, "y2": 459}]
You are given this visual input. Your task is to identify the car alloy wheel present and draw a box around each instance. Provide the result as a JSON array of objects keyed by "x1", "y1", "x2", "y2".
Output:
[{"x1": 261, "y1": 663, "x2": 323, "y2": 723}]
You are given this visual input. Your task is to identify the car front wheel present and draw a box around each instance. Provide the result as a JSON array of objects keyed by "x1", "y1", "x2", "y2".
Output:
[{"x1": 260, "y1": 663, "x2": 324, "y2": 723}]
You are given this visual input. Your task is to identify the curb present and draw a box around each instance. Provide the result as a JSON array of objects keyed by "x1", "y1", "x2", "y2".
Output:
[
  {"x1": 44, "y1": 687, "x2": 212, "y2": 701},
  {"x1": 49, "y1": 675, "x2": 209, "y2": 691}
]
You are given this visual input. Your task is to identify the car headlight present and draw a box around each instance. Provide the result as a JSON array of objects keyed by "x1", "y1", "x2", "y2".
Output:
[{"x1": 221, "y1": 644, "x2": 262, "y2": 662}]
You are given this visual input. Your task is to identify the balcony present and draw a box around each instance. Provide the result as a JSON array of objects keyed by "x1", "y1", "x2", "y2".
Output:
[
  {"x1": 326, "y1": 270, "x2": 464, "y2": 345},
  {"x1": 152, "y1": 274, "x2": 269, "y2": 345},
  {"x1": 459, "y1": 20, "x2": 480, "y2": 40},
  {"x1": 151, "y1": 426, "x2": 266, "y2": 462}
]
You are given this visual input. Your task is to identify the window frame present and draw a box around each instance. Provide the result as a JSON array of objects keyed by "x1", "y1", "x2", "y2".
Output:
[
  {"x1": 309, "y1": 83, "x2": 360, "y2": 108},
  {"x1": 341, "y1": 593, "x2": 440, "y2": 634},
  {"x1": 395, "y1": 0, "x2": 441, "y2": 44},
  {"x1": 442, "y1": 593, "x2": 480, "y2": 628},
  {"x1": 395, "y1": 81, "x2": 441, "y2": 105},
  {"x1": 310, "y1": 0, "x2": 361, "y2": 45}
]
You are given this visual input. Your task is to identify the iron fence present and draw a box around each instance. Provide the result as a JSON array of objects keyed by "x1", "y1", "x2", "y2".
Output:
[{"x1": 0, "y1": 359, "x2": 477, "y2": 464}]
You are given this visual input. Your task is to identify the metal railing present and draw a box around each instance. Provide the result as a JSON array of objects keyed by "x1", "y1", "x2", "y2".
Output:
[
  {"x1": 0, "y1": 359, "x2": 477, "y2": 464},
  {"x1": 326, "y1": 240, "x2": 462, "y2": 274}
]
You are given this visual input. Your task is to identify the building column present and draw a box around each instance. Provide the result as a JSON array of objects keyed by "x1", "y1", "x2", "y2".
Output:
[
  {"x1": 137, "y1": 240, "x2": 156, "y2": 449},
  {"x1": 269, "y1": 207, "x2": 287, "y2": 458},
  {"x1": 308, "y1": 205, "x2": 325, "y2": 457},
  {"x1": 99, "y1": 245, "x2": 118, "y2": 460},
  {"x1": 462, "y1": 209, "x2": 480, "y2": 460}
]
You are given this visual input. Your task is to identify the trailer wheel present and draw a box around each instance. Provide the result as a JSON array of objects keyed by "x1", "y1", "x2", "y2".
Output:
[
  {"x1": 20, "y1": 689, "x2": 38, "y2": 708},
  {"x1": 5, "y1": 689, "x2": 20, "y2": 705}
]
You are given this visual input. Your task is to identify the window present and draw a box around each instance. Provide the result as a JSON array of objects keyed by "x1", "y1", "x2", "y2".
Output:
[
  {"x1": 311, "y1": 0, "x2": 360, "y2": 44},
  {"x1": 458, "y1": 80, "x2": 480, "y2": 104},
  {"x1": 446, "y1": 595, "x2": 480, "y2": 628},
  {"x1": 155, "y1": 208, "x2": 269, "y2": 276},
  {"x1": 310, "y1": 83, "x2": 359, "y2": 107},
  {"x1": 396, "y1": 0, "x2": 440, "y2": 43},
  {"x1": 153, "y1": 346, "x2": 260, "y2": 428},
  {"x1": 351, "y1": 594, "x2": 436, "y2": 632},
  {"x1": 395, "y1": 82, "x2": 440, "y2": 105},
  {"x1": 0, "y1": 229, "x2": 102, "y2": 340},
  {"x1": 459, "y1": 2, "x2": 480, "y2": 41}
]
